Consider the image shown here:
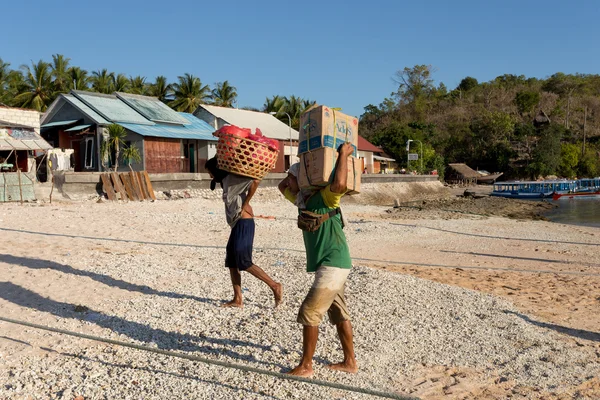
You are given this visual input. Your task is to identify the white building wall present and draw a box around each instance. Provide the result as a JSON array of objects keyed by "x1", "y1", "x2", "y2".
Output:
[
  {"x1": 357, "y1": 150, "x2": 374, "y2": 173},
  {"x1": 0, "y1": 107, "x2": 41, "y2": 133}
]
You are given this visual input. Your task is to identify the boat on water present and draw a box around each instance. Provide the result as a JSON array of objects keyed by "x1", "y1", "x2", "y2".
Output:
[
  {"x1": 552, "y1": 177, "x2": 600, "y2": 200},
  {"x1": 491, "y1": 180, "x2": 577, "y2": 199}
]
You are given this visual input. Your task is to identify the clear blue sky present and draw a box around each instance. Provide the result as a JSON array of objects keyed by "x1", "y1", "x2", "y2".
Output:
[{"x1": 2, "y1": 0, "x2": 599, "y2": 117}]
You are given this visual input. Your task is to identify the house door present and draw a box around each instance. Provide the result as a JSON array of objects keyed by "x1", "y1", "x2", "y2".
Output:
[
  {"x1": 72, "y1": 139, "x2": 83, "y2": 171},
  {"x1": 189, "y1": 144, "x2": 195, "y2": 172}
]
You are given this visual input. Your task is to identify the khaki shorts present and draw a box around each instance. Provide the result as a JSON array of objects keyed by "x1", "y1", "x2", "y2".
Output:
[{"x1": 297, "y1": 266, "x2": 351, "y2": 326}]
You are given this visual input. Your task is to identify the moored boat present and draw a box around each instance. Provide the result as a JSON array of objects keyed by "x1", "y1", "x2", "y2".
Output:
[
  {"x1": 491, "y1": 180, "x2": 576, "y2": 199},
  {"x1": 552, "y1": 190, "x2": 600, "y2": 200},
  {"x1": 552, "y1": 177, "x2": 600, "y2": 200}
]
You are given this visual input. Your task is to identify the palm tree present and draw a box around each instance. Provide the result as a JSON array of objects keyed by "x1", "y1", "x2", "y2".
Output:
[
  {"x1": 0, "y1": 58, "x2": 12, "y2": 104},
  {"x1": 113, "y1": 73, "x2": 129, "y2": 92},
  {"x1": 103, "y1": 124, "x2": 128, "y2": 171},
  {"x1": 128, "y1": 75, "x2": 147, "y2": 95},
  {"x1": 68, "y1": 67, "x2": 90, "y2": 91},
  {"x1": 211, "y1": 80, "x2": 238, "y2": 107},
  {"x1": 169, "y1": 73, "x2": 211, "y2": 112},
  {"x1": 149, "y1": 76, "x2": 172, "y2": 102},
  {"x1": 50, "y1": 54, "x2": 71, "y2": 94},
  {"x1": 5, "y1": 69, "x2": 25, "y2": 106},
  {"x1": 262, "y1": 95, "x2": 286, "y2": 115},
  {"x1": 91, "y1": 69, "x2": 115, "y2": 94},
  {"x1": 302, "y1": 99, "x2": 317, "y2": 112},
  {"x1": 121, "y1": 143, "x2": 142, "y2": 171},
  {"x1": 13, "y1": 60, "x2": 54, "y2": 111}
]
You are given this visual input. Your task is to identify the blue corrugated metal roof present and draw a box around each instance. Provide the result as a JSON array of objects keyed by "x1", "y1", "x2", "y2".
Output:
[
  {"x1": 63, "y1": 94, "x2": 110, "y2": 125},
  {"x1": 65, "y1": 124, "x2": 92, "y2": 132},
  {"x1": 116, "y1": 93, "x2": 190, "y2": 125},
  {"x1": 73, "y1": 91, "x2": 154, "y2": 125},
  {"x1": 41, "y1": 119, "x2": 79, "y2": 128},
  {"x1": 119, "y1": 113, "x2": 216, "y2": 140}
]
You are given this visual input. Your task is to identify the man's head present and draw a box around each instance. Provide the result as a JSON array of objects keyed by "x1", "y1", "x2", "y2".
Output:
[{"x1": 205, "y1": 157, "x2": 228, "y2": 190}]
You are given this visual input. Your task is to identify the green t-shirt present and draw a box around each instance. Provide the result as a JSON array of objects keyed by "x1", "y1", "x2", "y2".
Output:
[{"x1": 302, "y1": 187, "x2": 352, "y2": 272}]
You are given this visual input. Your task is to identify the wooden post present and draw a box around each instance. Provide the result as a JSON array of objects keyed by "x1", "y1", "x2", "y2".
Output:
[
  {"x1": 15, "y1": 151, "x2": 23, "y2": 204},
  {"x1": 49, "y1": 156, "x2": 54, "y2": 204},
  {"x1": 49, "y1": 169, "x2": 54, "y2": 204},
  {"x1": 17, "y1": 169, "x2": 24, "y2": 204}
]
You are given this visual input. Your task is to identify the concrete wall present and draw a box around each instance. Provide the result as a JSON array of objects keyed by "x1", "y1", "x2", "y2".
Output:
[
  {"x1": 0, "y1": 107, "x2": 41, "y2": 132},
  {"x1": 45, "y1": 170, "x2": 445, "y2": 204}
]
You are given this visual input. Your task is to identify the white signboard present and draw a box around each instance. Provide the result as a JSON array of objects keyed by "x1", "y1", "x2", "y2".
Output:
[{"x1": 408, "y1": 153, "x2": 419, "y2": 161}]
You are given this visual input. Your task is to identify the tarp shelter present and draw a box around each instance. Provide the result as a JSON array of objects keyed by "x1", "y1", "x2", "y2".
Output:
[
  {"x1": 0, "y1": 122, "x2": 53, "y2": 151},
  {"x1": 0, "y1": 121, "x2": 53, "y2": 202}
]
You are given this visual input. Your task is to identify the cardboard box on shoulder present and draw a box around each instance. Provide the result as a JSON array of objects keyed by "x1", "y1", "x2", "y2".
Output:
[
  {"x1": 298, "y1": 147, "x2": 361, "y2": 195},
  {"x1": 299, "y1": 105, "x2": 359, "y2": 156}
]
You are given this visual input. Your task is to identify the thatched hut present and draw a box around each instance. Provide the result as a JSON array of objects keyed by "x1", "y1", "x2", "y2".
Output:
[
  {"x1": 533, "y1": 110, "x2": 551, "y2": 128},
  {"x1": 445, "y1": 163, "x2": 480, "y2": 186}
]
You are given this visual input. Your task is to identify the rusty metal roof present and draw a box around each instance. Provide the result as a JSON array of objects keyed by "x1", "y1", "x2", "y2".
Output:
[{"x1": 0, "y1": 124, "x2": 53, "y2": 151}]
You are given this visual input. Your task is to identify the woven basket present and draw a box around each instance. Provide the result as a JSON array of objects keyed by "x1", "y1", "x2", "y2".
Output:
[{"x1": 215, "y1": 132, "x2": 279, "y2": 180}]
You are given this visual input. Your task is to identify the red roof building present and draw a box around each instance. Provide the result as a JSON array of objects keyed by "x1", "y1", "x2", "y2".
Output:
[
  {"x1": 356, "y1": 136, "x2": 396, "y2": 174},
  {"x1": 357, "y1": 135, "x2": 382, "y2": 153}
]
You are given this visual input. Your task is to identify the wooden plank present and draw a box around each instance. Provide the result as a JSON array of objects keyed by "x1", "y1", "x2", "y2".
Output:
[
  {"x1": 119, "y1": 173, "x2": 136, "y2": 201},
  {"x1": 135, "y1": 171, "x2": 148, "y2": 200},
  {"x1": 143, "y1": 171, "x2": 156, "y2": 200},
  {"x1": 100, "y1": 174, "x2": 117, "y2": 201},
  {"x1": 129, "y1": 171, "x2": 144, "y2": 200},
  {"x1": 137, "y1": 171, "x2": 149, "y2": 199},
  {"x1": 111, "y1": 172, "x2": 128, "y2": 202}
]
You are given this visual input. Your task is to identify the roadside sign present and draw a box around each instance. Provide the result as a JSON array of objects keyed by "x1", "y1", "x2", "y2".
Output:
[{"x1": 408, "y1": 153, "x2": 419, "y2": 161}]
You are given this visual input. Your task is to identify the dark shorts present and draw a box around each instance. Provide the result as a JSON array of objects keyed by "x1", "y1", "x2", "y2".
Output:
[{"x1": 225, "y1": 218, "x2": 255, "y2": 271}]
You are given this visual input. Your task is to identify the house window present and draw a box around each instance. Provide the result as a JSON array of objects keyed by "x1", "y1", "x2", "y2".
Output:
[{"x1": 84, "y1": 137, "x2": 94, "y2": 169}]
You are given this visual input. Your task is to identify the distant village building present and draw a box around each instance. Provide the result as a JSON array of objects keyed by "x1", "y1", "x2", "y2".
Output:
[
  {"x1": 533, "y1": 109, "x2": 551, "y2": 129},
  {"x1": 356, "y1": 136, "x2": 396, "y2": 173},
  {"x1": 445, "y1": 163, "x2": 480, "y2": 186},
  {"x1": 0, "y1": 106, "x2": 51, "y2": 174},
  {"x1": 0, "y1": 106, "x2": 52, "y2": 201},
  {"x1": 194, "y1": 104, "x2": 298, "y2": 172},
  {"x1": 41, "y1": 91, "x2": 216, "y2": 174}
]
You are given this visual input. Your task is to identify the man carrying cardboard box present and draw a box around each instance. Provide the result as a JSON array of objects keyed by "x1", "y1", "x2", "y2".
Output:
[{"x1": 277, "y1": 142, "x2": 358, "y2": 377}]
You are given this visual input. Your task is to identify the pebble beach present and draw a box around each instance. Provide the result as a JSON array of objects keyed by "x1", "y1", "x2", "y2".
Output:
[{"x1": 0, "y1": 194, "x2": 599, "y2": 399}]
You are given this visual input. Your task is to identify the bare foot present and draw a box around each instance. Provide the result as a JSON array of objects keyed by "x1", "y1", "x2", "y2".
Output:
[
  {"x1": 220, "y1": 300, "x2": 243, "y2": 308},
  {"x1": 326, "y1": 361, "x2": 358, "y2": 374},
  {"x1": 273, "y1": 283, "x2": 283, "y2": 307},
  {"x1": 287, "y1": 364, "x2": 313, "y2": 377}
]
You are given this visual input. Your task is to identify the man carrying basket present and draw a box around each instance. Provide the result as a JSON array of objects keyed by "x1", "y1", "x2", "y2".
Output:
[{"x1": 205, "y1": 157, "x2": 283, "y2": 308}]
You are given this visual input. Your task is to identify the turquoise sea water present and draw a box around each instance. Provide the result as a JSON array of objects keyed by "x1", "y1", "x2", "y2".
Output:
[{"x1": 544, "y1": 198, "x2": 600, "y2": 228}]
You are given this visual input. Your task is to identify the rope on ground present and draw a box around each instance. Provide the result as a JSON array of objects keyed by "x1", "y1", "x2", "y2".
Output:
[{"x1": 0, "y1": 316, "x2": 418, "y2": 400}]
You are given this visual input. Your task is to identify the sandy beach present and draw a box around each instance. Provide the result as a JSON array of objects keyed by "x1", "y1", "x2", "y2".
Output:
[{"x1": 0, "y1": 192, "x2": 599, "y2": 399}]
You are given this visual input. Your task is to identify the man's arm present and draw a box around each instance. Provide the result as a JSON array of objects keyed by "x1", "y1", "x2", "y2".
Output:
[
  {"x1": 278, "y1": 177, "x2": 289, "y2": 196},
  {"x1": 244, "y1": 179, "x2": 260, "y2": 206},
  {"x1": 242, "y1": 179, "x2": 260, "y2": 217},
  {"x1": 330, "y1": 143, "x2": 353, "y2": 194},
  {"x1": 279, "y1": 176, "x2": 300, "y2": 204}
]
